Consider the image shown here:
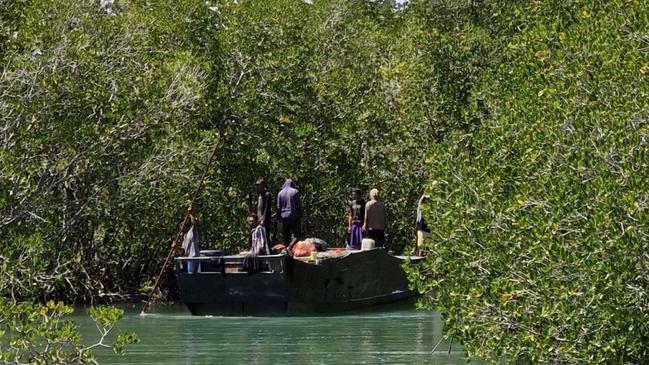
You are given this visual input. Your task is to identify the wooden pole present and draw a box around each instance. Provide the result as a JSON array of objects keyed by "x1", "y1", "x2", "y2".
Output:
[
  {"x1": 140, "y1": 213, "x2": 190, "y2": 315},
  {"x1": 140, "y1": 142, "x2": 220, "y2": 315}
]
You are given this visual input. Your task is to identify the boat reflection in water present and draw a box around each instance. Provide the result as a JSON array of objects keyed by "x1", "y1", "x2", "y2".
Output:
[{"x1": 174, "y1": 248, "x2": 424, "y2": 316}]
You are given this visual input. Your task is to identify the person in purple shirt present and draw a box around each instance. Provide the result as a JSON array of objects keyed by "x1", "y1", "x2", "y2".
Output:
[
  {"x1": 347, "y1": 188, "x2": 366, "y2": 250},
  {"x1": 277, "y1": 179, "x2": 301, "y2": 243}
]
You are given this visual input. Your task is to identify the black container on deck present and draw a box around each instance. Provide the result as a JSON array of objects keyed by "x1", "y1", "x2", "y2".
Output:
[{"x1": 199, "y1": 249, "x2": 224, "y2": 272}]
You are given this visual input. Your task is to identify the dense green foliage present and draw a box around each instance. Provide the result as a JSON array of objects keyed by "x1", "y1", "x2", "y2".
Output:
[
  {"x1": 2, "y1": 0, "x2": 648, "y2": 363},
  {"x1": 408, "y1": 0, "x2": 649, "y2": 363},
  {"x1": 1, "y1": 0, "x2": 223, "y2": 301},
  {"x1": 0, "y1": 300, "x2": 137, "y2": 364},
  {"x1": 1, "y1": 0, "x2": 437, "y2": 302},
  {"x1": 214, "y1": 0, "x2": 434, "y2": 246}
]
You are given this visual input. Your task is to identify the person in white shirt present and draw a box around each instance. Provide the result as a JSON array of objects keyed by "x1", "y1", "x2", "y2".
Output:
[{"x1": 181, "y1": 208, "x2": 200, "y2": 273}]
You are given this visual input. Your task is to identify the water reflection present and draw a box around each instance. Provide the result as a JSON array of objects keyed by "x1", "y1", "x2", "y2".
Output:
[{"x1": 72, "y1": 303, "x2": 485, "y2": 365}]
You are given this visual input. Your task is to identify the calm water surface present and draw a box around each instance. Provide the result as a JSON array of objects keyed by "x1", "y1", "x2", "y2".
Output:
[{"x1": 73, "y1": 303, "x2": 485, "y2": 365}]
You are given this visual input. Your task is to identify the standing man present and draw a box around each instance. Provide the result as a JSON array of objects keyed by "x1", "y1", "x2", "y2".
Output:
[
  {"x1": 277, "y1": 178, "x2": 301, "y2": 243},
  {"x1": 415, "y1": 195, "x2": 431, "y2": 256},
  {"x1": 181, "y1": 207, "x2": 200, "y2": 273},
  {"x1": 363, "y1": 188, "x2": 386, "y2": 248},
  {"x1": 348, "y1": 188, "x2": 366, "y2": 250},
  {"x1": 255, "y1": 178, "x2": 272, "y2": 244}
]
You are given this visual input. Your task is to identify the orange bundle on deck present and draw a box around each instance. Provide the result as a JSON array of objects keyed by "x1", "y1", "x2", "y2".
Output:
[{"x1": 291, "y1": 241, "x2": 317, "y2": 257}]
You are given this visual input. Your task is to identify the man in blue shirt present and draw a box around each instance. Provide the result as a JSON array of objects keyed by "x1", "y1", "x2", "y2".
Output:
[{"x1": 277, "y1": 179, "x2": 301, "y2": 243}]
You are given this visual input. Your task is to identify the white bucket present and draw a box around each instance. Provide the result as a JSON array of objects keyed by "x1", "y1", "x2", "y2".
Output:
[{"x1": 361, "y1": 238, "x2": 375, "y2": 250}]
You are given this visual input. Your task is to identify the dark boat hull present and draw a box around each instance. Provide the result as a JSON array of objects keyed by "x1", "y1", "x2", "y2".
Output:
[{"x1": 175, "y1": 249, "x2": 421, "y2": 316}]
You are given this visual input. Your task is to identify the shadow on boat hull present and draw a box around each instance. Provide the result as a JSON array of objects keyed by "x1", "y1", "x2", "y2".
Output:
[{"x1": 175, "y1": 249, "x2": 422, "y2": 316}]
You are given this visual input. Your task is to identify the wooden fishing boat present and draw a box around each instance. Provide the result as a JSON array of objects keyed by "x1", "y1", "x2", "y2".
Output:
[{"x1": 174, "y1": 248, "x2": 423, "y2": 316}]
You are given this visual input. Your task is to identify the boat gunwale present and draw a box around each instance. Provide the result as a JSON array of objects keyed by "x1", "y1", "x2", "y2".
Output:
[{"x1": 173, "y1": 248, "x2": 424, "y2": 264}]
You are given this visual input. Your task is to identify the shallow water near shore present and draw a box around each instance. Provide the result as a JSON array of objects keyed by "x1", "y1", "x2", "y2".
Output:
[{"x1": 72, "y1": 302, "x2": 486, "y2": 364}]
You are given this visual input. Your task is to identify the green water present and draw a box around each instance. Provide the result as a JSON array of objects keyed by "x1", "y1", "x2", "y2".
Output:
[{"x1": 74, "y1": 303, "x2": 485, "y2": 365}]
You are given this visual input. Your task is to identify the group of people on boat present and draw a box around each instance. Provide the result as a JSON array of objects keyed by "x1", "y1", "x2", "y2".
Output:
[
  {"x1": 179, "y1": 177, "x2": 432, "y2": 269},
  {"x1": 254, "y1": 178, "x2": 391, "y2": 253},
  {"x1": 250, "y1": 178, "x2": 301, "y2": 256},
  {"x1": 346, "y1": 188, "x2": 386, "y2": 249},
  {"x1": 254, "y1": 178, "x2": 302, "y2": 249},
  {"x1": 250, "y1": 178, "x2": 432, "y2": 256}
]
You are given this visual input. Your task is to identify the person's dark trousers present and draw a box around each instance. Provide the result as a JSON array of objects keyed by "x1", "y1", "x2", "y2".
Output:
[
  {"x1": 263, "y1": 221, "x2": 272, "y2": 245},
  {"x1": 367, "y1": 229, "x2": 385, "y2": 248},
  {"x1": 281, "y1": 217, "x2": 301, "y2": 244}
]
